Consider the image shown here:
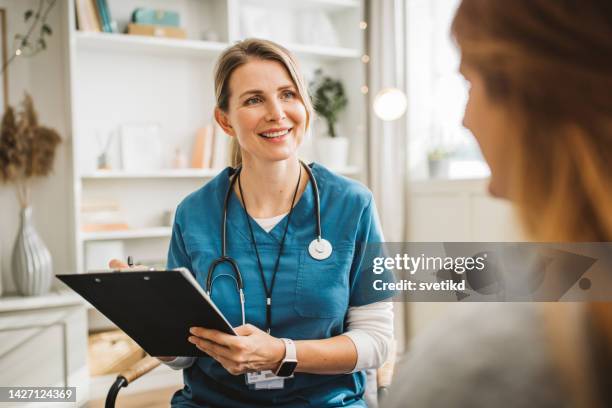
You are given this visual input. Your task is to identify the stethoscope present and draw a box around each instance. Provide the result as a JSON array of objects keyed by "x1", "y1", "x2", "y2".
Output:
[{"x1": 205, "y1": 161, "x2": 333, "y2": 330}]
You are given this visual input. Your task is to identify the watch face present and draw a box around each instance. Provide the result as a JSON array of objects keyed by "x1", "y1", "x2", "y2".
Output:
[{"x1": 276, "y1": 361, "x2": 298, "y2": 377}]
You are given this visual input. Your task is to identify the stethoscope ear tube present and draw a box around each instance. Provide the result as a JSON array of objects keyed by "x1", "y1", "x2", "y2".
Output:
[
  {"x1": 300, "y1": 161, "x2": 322, "y2": 239},
  {"x1": 206, "y1": 256, "x2": 244, "y2": 294},
  {"x1": 221, "y1": 166, "x2": 242, "y2": 258}
]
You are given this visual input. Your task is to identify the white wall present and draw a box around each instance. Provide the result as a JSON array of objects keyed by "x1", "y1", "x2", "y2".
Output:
[
  {"x1": 405, "y1": 178, "x2": 525, "y2": 342},
  {"x1": 0, "y1": 0, "x2": 73, "y2": 295}
]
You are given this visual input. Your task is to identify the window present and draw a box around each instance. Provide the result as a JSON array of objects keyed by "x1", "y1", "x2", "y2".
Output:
[{"x1": 406, "y1": 0, "x2": 489, "y2": 180}]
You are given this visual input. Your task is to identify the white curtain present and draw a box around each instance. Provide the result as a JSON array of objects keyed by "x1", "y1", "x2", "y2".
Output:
[
  {"x1": 367, "y1": 0, "x2": 409, "y2": 244},
  {"x1": 366, "y1": 0, "x2": 411, "y2": 386}
]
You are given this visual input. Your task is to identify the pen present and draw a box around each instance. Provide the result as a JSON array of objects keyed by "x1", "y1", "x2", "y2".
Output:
[{"x1": 127, "y1": 255, "x2": 134, "y2": 268}]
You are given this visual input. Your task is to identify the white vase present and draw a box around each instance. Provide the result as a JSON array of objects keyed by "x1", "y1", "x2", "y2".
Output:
[
  {"x1": 428, "y1": 159, "x2": 450, "y2": 179},
  {"x1": 316, "y1": 136, "x2": 349, "y2": 169},
  {"x1": 11, "y1": 207, "x2": 53, "y2": 296}
]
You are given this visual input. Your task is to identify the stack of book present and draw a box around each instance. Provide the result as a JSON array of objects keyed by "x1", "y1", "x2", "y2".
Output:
[
  {"x1": 81, "y1": 201, "x2": 128, "y2": 232},
  {"x1": 128, "y1": 8, "x2": 186, "y2": 39},
  {"x1": 127, "y1": 23, "x2": 186, "y2": 39},
  {"x1": 75, "y1": 0, "x2": 116, "y2": 33}
]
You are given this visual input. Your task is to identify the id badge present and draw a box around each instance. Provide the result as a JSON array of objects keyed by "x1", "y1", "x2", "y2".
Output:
[
  {"x1": 245, "y1": 370, "x2": 278, "y2": 384},
  {"x1": 254, "y1": 378, "x2": 284, "y2": 389},
  {"x1": 246, "y1": 371, "x2": 289, "y2": 390}
]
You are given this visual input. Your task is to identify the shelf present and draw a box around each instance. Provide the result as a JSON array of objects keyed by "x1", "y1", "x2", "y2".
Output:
[
  {"x1": 81, "y1": 166, "x2": 360, "y2": 179},
  {"x1": 75, "y1": 32, "x2": 360, "y2": 62},
  {"x1": 240, "y1": 0, "x2": 360, "y2": 13},
  {"x1": 287, "y1": 43, "x2": 361, "y2": 60},
  {"x1": 82, "y1": 168, "x2": 223, "y2": 179},
  {"x1": 75, "y1": 32, "x2": 228, "y2": 58},
  {"x1": 410, "y1": 178, "x2": 490, "y2": 194},
  {"x1": 0, "y1": 290, "x2": 85, "y2": 313},
  {"x1": 82, "y1": 227, "x2": 172, "y2": 241}
]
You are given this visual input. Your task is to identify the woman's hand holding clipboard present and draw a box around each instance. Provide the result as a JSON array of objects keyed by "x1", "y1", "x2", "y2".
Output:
[
  {"x1": 58, "y1": 260, "x2": 237, "y2": 358},
  {"x1": 106, "y1": 258, "x2": 287, "y2": 375}
]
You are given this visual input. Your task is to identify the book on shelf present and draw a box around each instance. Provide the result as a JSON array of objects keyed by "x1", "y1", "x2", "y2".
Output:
[
  {"x1": 75, "y1": 0, "x2": 101, "y2": 32},
  {"x1": 76, "y1": 0, "x2": 116, "y2": 33},
  {"x1": 81, "y1": 201, "x2": 128, "y2": 232},
  {"x1": 91, "y1": 0, "x2": 105, "y2": 32},
  {"x1": 82, "y1": 223, "x2": 130, "y2": 233},
  {"x1": 127, "y1": 23, "x2": 187, "y2": 39},
  {"x1": 128, "y1": 23, "x2": 187, "y2": 39},
  {"x1": 96, "y1": 0, "x2": 110, "y2": 32},
  {"x1": 95, "y1": 0, "x2": 117, "y2": 33},
  {"x1": 191, "y1": 124, "x2": 215, "y2": 169}
]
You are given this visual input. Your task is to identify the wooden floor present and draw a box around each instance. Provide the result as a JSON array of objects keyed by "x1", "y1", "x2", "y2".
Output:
[{"x1": 87, "y1": 386, "x2": 180, "y2": 408}]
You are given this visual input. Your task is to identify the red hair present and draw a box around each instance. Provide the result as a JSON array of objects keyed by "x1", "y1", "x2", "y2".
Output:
[{"x1": 453, "y1": 2, "x2": 612, "y2": 406}]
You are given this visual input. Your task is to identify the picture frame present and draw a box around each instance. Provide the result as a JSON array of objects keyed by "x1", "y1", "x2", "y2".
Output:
[
  {"x1": 0, "y1": 8, "x2": 8, "y2": 112},
  {"x1": 119, "y1": 123, "x2": 163, "y2": 172}
]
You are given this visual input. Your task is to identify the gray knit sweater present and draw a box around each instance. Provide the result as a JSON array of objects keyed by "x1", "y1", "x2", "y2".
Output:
[{"x1": 383, "y1": 304, "x2": 568, "y2": 408}]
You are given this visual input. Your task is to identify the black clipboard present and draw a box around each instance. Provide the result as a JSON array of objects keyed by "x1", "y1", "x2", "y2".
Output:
[{"x1": 57, "y1": 268, "x2": 236, "y2": 357}]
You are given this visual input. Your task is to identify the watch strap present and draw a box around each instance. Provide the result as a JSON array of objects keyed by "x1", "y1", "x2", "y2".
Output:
[
  {"x1": 281, "y1": 338, "x2": 296, "y2": 361},
  {"x1": 275, "y1": 338, "x2": 297, "y2": 377}
]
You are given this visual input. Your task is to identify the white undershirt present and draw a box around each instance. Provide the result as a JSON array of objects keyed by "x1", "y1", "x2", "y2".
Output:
[
  {"x1": 162, "y1": 214, "x2": 394, "y2": 373},
  {"x1": 252, "y1": 212, "x2": 288, "y2": 232}
]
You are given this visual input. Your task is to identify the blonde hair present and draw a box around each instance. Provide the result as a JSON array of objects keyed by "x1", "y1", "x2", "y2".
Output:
[{"x1": 213, "y1": 38, "x2": 314, "y2": 167}]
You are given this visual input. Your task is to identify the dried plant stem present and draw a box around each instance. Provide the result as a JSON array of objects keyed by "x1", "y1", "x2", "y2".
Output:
[
  {"x1": 1, "y1": 93, "x2": 61, "y2": 207},
  {"x1": 0, "y1": 0, "x2": 58, "y2": 75},
  {"x1": 25, "y1": 179, "x2": 31, "y2": 207},
  {"x1": 14, "y1": 179, "x2": 26, "y2": 208}
]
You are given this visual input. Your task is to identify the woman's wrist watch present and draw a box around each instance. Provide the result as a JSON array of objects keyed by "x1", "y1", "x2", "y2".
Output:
[{"x1": 275, "y1": 338, "x2": 298, "y2": 377}]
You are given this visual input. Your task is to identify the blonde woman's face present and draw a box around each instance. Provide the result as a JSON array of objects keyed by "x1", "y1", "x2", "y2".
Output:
[
  {"x1": 460, "y1": 62, "x2": 515, "y2": 198},
  {"x1": 216, "y1": 59, "x2": 307, "y2": 165}
]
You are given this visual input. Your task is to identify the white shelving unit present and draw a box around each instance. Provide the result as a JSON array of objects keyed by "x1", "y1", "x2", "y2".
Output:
[
  {"x1": 81, "y1": 227, "x2": 172, "y2": 241},
  {"x1": 66, "y1": 0, "x2": 367, "y2": 277},
  {"x1": 0, "y1": 291, "x2": 90, "y2": 406},
  {"x1": 240, "y1": 0, "x2": 361, "y2": 11},
  {"x1": 81, "y1": 168, "x2": 224, "y2": 179},
  {"x1": 61, "y1": 0, "x2": 367, "y2": 400},
  {"x1": 76, "y1": 31, "x2": 362, "y2": 61},
  {"x1": 75, "y1": 31, "x2": 229, "y2": 57},
  {"x1": 287, "y1": 43, "x2": 361, "y2": 60},
  {"x1": 81, "y1": 165, "x2": 360, "y2": 180}
]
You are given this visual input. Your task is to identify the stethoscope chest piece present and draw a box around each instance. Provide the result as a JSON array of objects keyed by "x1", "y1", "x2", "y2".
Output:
[{"x1": 309, "y1": 238, "x2": 333, "y2": 260}]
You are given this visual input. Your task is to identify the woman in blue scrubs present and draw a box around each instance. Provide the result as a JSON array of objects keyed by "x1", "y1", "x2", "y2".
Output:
[{"x1": 162, "y1": 39, "x2": 394, "y2": 407}]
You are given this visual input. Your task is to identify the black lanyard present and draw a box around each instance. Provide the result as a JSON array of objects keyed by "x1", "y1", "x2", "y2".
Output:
[{"x1": 237, "y1": 166, "x2": 302, "y2": 333}]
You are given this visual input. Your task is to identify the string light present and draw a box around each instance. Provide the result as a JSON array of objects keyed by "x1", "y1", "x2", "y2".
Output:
[
  {"x1": 359, "y1": 21, "x2": 368, "y2": 30},
  {"x1": 361, "y1": 55, "x2": 370, "y2": 64},
  {"x1": 15, "y1": 49, "x2": 22, "y2": 56},
  {"x1": 361, "y1": 85, "x2": 369, "y2": 94},
  {"x1": 373, "y1": 88, "x2": 407, "y2": 121}
]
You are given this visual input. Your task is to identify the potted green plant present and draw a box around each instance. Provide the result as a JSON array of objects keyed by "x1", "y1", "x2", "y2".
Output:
[
  {"x1": 309, "y1": 69, "x2": 349, "y2": 168},
  {"x1": 427, "y1": 147, "x2": 452, "y2": 179},
  {"x1": 0, "y1": 93, "x2": 61, "y2": 296}
]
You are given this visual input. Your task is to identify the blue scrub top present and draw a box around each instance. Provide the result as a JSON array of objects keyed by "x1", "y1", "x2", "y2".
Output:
[{"x1": 167, "y1": 163, "x2": 393, "y2": 408}]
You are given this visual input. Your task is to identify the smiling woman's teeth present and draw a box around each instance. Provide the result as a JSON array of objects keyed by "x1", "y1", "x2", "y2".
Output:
[{"x1": 260, "y1": 129, "x2": 290, "y2": 138}]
